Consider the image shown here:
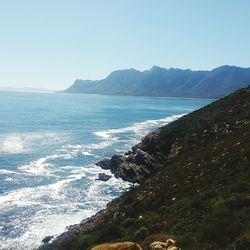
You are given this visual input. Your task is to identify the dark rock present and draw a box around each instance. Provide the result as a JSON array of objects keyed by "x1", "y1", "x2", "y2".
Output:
[
  {"x1": 42, "y1": 235, "x2": 54, "y2": 244},
  {"x1": 96, "y1": 146, "x2": 162, "y2": 183},
  {"x1": 97, "y1": 173, "x2": 112, "y2": 181},
  {"x1": 134, "y1": 148, "x2": 161, "y2": 170},
  {"x1": 95, "y1": 158, "x2": 110, "y2": 169}
]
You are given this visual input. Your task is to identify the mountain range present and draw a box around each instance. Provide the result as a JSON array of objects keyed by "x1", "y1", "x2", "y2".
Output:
[{"x1": 63, "y1": 65, "x2": 250, "y2": 98}]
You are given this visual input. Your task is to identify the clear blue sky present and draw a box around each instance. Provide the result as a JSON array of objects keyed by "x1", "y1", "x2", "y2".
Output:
[{"x1": 0, "y1": 0, "x2": 249, "y2": 90}]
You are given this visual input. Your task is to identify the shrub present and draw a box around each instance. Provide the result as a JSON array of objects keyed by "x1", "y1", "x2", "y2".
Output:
[
  {"x1": 230, "y1": 181, "x2": 249, "y2": 193},
  {"x1": 222, "y1": 195, "x2": 250, "y2": 210},
  {"x1": 122, "y1": 217, "x2": 136, "y2": 227},
  {"x1": 97, "y1": 225, "x2": 126, "y2": 242},
  {"x1": 196, "y1": 207, "x2": 244, "y2": 247},
  {"x1": 72, "y1": 234, "x2": 95, "y2": 249},
  {"x1": 233, "y1": 232, "x2": 250, "y2": 250},
  {"x1": 134, "y1": 227, "x2": 149, "y2": 240}
]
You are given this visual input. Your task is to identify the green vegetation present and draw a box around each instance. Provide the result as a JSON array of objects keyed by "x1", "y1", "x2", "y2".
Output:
[{"x1": 40, "y1": 87, "x2": 250, "y2": 250}]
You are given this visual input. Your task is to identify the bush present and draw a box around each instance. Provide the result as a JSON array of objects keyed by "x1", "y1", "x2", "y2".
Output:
[
  {"x1": 222, "y1": 195, "x2": 250, "y2": 210},
  {"x1": 122, "y1": 217, "x2": 136, "y2": 227},
  {"x1": 71, "y1": 234, "x2": 95, "y2": 249},
  {"x1": 230, "y1": 181, "x2": 250, "y2": 193},
  {"x1": 134, "y1": 227, "x2": 149, "y2": 240},
  {"x1": 97, "y1": 225, "x2": 126, "y2": 242},
  {"x1": 233, "y1": 232, "x2": 250, "y2": 250},
  {"x1": 196, "y1": 207, "x2": 244, "y2": 247}
]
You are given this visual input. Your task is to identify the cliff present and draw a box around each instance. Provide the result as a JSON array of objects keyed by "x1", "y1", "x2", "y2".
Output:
[{"x1": 40, "y1": 86, "x2": 250, "y2": 249}]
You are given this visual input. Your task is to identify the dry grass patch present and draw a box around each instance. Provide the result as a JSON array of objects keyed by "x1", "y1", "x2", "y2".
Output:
[{"x1": 91, "y1": 242, "x2": 142, "y2": 250}]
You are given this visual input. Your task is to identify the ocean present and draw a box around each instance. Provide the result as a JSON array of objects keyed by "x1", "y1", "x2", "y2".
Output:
[{"x1": 0, "y1": 91, "x2": 212, "y2": 250}]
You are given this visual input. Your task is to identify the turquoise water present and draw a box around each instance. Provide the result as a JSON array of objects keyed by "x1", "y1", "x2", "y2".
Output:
[{"x1": 0, "y1": 91, "x2": 212, "y2": 249}]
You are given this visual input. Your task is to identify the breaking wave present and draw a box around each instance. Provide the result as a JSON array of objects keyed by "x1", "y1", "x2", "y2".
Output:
[{"x1": 95, "y1": 114, "x2": 185, "y2": 139}]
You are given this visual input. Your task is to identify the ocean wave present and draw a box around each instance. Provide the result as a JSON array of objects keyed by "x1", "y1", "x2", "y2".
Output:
[
  {"x1": 62, "y1": 136, "x2": 118, "y2": 155},
  {"x1": 19, "y1": 157, "x2": 52, "y2": 175},
  {"x1": 94, "y1": 114, "x2": 185, "y2": 139}
]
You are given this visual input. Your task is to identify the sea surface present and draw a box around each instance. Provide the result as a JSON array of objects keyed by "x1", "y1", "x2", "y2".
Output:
[{"x1": 0, "y1": 91, "x2": 212, "y2": 250}]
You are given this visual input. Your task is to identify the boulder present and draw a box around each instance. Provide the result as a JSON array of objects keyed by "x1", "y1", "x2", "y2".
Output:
[{"x1": 97, "y1": 173, "x2": 112, "y2": 181}]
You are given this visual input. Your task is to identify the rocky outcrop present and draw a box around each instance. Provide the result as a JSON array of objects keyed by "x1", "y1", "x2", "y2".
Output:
[
  {"x1": 42, "y1": 236, "x2": 53, "y2": 245},
  {"x1": 96, "y1": 147, "x2": 162, "y2": 183},
  {"x1": 96, "y1": 173, "x2": 112, "y2": 181}
]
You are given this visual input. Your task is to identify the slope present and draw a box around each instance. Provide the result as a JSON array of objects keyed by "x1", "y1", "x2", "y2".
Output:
[{"x1": 41, "y1": 86, "x2": 250, "y2": 249}]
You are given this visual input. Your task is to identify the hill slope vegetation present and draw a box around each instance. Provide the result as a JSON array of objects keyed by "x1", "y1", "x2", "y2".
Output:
[{"x1": 42, "y1": 87, "x2": 250, "y2": 249}]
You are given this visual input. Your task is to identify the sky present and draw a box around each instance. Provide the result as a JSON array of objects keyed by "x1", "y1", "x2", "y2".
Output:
[{"x1": 0, "y1": 0, "x2": 249, "y2": 90}]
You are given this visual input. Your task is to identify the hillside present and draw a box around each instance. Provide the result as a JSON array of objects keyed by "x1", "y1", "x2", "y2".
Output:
[
  {"x1": 63, "y1": 65, "x2": 250, "y2": 98},
  {"x1": 41, "y1": 87, "x2": 250, "y2": 250}
]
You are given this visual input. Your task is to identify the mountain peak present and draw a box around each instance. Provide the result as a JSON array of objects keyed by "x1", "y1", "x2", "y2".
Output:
[{"x1": 150, "y1": 65, "x2": 166, "y2": 71}]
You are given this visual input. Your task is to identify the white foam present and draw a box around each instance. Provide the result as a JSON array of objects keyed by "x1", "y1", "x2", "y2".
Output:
[
  {"x1": 48, "y1": 173, "x2": 86, "y2": 192},
  {"x1": 0, "y1": 167, "x2": 86, "y2": 206},
  {"x1": 86, "y1": 137, "x2": 118, "y2": 150},
  {"x1": 19, "y1": 157, "x2": 52, "y2": 176},
  {"x1": 82, "y1": 151, "x2": 93, "y2": 156},
  {"x1": 0, "y1": 132, "x2": 70, "y2": 155},
  {"x1": 0, "y1": 169, "x2": 16, "y2": 174},
  {"x1": 18, "y1": 153, "x2": 74, "y2": 176},
  {"x1": 0, "y1": 208, "x2": 96, "y2": 250},
  {"x1": 0, "y1": 135, "x2": 25, "y2": 154},
  {"x1": 94, "y1": 131, "x2": 110, "y2": 139},
  {"x1": 62, "y1": 136, "x2": 118, "y2": 155},
  {"x1": 95, "y1": 114, "x2": 185, "y2": 139},
  {"x1": 0, "y1": 163, "x2": 130, "y2": 250}
]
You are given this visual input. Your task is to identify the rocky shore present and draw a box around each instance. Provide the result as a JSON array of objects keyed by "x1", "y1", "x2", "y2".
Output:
[
  {"x1": 41, "y1": 132, "x2": 167, "y2": 247},
  {"x1": 40, "y1": 87, "x2": 250, "y2": 250}
]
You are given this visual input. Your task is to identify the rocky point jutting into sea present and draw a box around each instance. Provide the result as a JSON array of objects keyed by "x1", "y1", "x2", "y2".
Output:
[{"x1": 40, "y1": 86, "x2": 250, "y2": 250}]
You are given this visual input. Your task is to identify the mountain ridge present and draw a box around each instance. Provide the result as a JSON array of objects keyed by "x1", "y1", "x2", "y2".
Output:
[{"x1": 63, "y1": 65, "x2": 250, "y2": 98}]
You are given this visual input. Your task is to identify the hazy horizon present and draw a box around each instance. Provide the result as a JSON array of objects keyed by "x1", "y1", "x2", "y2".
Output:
[{"x1": 0, "y1": 0, "x2": 250, "y2": 89}]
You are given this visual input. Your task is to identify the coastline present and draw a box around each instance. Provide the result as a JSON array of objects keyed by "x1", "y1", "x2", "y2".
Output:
[
  {"x1": 39, "y1": 87, "x2": 250, "y2": 249},
  {"x1": 39, "y1": 114, "x2": 186, "y2": 247}
]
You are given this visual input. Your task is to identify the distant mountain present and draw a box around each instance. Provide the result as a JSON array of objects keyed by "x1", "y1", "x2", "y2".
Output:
[{"x1": 63, "y1": 65, "x2": 250, "y2": 98}]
